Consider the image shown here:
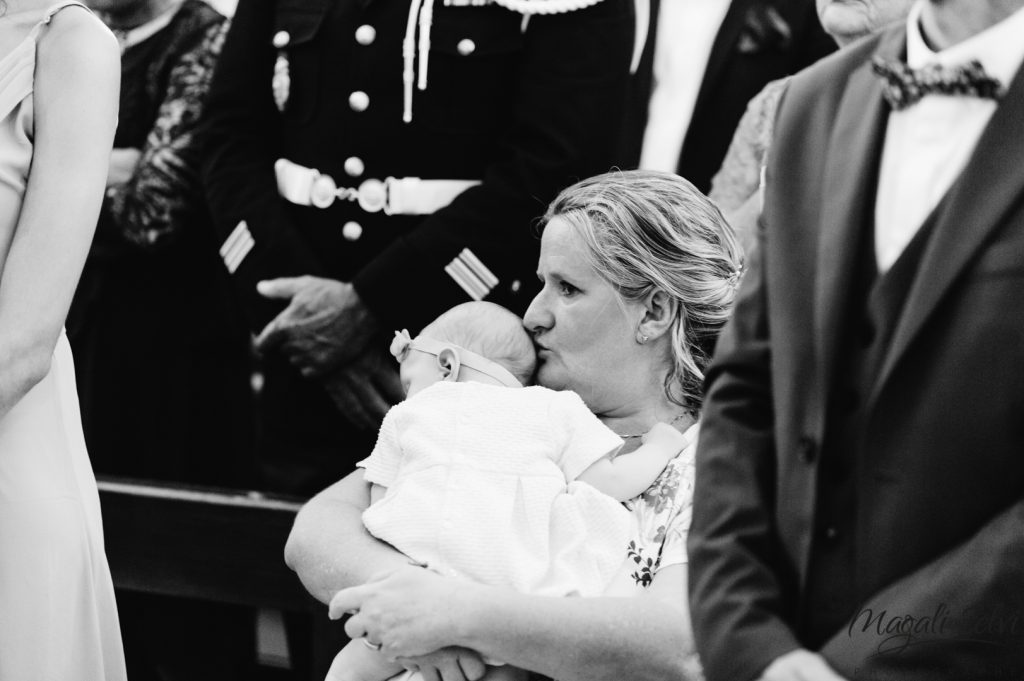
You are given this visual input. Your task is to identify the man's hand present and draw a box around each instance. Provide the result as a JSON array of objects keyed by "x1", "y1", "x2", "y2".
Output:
[
  {"x1": 255, "y1": 276, "x2": 378, "y2": 378},
  {"x1": 758, "y1": 649, "x2": 848, "y2": 681},
  {"x1": 107, "y1": 148, "x2": 142, "y2": 187},
  {"x1": 398, "y1": 648, "x2": 487, "y2": 681},
  {"x1": 322, "y1": 345, "x2": 403, "y2": 430}
]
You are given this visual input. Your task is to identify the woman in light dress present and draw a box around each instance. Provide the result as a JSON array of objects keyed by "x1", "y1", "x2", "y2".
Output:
[{"x1": 0, "y1": 0, "x2": 125, "y2": 678}]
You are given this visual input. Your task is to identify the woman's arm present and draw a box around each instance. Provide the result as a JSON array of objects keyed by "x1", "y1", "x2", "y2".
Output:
[
  {"x1": 0, "y1": 10, "x2": 118, "y2": 420},
  {"x1": 284, "y1": 469, "x2": 412, "y2": 603},
  {"x1": 462, "y1": 565, "x2": 698, "y2": 681},
  {"x1": 333, "y1": 564, "x2": 698, "y2": 681}
]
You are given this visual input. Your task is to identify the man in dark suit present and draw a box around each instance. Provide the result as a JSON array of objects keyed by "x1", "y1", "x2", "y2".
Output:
[
  {"x1": 620, "y1": 0, "x2": 833, "y2": 193},
  {"x1": 688, "y1": 0, "x2": 1024, "y2": 679},
  {"x1": 199, "y1": 0, "x2": 633, "y2": 495}
]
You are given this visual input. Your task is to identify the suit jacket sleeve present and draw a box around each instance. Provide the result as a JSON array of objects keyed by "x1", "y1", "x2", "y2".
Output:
[
  {"x1": 198, "y1": 0, "x2": 331, "y2": 331},
  {"x1": 687, "y1": 226, "x2": 802, "y2": 681},
  {"x1": 820, "y1": 498, "x2": 1024, "y2": 677},
  {"x1": 351, "y1": 0, "x2": 633, "y2": 332}
]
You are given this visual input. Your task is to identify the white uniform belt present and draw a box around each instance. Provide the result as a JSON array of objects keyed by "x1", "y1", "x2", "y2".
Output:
[{"x1": 274, "y1": 158, "x2": 480, "y2": 215}]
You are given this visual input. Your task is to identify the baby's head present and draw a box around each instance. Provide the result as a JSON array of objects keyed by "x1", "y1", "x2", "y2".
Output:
[{"x1": 392, "y1": 302, "x2": 537, "y2": 397}]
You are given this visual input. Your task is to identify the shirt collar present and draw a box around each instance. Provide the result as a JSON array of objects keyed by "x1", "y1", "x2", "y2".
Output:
[{"x1": 906, "y1": 0, "x2": 1024, "y2": 88}]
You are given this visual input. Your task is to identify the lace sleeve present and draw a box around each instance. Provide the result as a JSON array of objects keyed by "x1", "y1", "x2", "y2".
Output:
[
  {"x1": 708, "y1": 77, "x2": 790, "y2": 213},
  {"x1": 106, "y1": 20, "x2": 229, "y2": 249}
]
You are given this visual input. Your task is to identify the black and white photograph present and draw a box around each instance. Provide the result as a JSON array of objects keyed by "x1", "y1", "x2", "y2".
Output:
[{"x1": 0, "y1": 0, "x2": 1021, "y2": 678}]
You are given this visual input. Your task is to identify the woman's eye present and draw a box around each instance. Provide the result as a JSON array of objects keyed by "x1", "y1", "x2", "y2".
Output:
[{"x1": 558, "y1": 281, "x2": 579, "y2": 296}]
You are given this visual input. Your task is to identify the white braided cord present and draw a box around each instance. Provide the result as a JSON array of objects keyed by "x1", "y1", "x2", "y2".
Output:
[{"x1": 490, "y1": 0, "x2": 606, "y2": 16}]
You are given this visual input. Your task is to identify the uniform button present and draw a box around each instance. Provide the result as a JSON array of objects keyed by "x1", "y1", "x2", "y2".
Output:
[
  {"x1": 823, "y1": 525, "x2": 839, "y2": 541},
  {"x1": 510, "y1": 279, "x2": 521, "y2": 293},
  {"x1": 344, "y1": 156, "x2": 365, "y2": 178},
  {"x1": 348, "y1": 91, "x2": 370, "y2": 112},
  {"x1": 342, "y1": 221, "x2": 363, "y2": 241},
  {"x1": 797, "y1": 436, "x2": 817, "y2": 464},
  {"x1": 355, "y1": 24, "x2": 376, "y2": 45},
  {"x1": 272, "y1": 30, "x2": 290, "y2": 48},
  {"x1": 456, "y1": 38, "x2": 476, "y2": 56}
]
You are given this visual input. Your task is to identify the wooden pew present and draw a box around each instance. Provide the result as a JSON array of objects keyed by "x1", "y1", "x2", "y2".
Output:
[{"x1": 98, "y1": 476, "x2": 346, "y2": 679}]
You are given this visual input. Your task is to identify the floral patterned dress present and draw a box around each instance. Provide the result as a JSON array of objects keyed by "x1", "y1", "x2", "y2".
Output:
[
  {"x1": 623, "y1": 423, "x2": 699, "y2": 588},
  {"x1": 620, "y1": 422, "x2": 704, "y2": 679}
]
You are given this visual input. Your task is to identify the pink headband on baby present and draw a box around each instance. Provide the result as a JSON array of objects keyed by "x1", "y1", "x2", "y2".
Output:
[{"x1": 390, "y1": 329, "x2": 523, "y2": 388}]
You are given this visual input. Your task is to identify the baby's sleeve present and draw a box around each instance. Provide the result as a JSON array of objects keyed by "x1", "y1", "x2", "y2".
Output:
[
  {"x1": 355, "y1": 406, "x2": 403, "y2": 487},
  {"x1": 549, "y1": 390, "x2": 624, "y2": 481}
]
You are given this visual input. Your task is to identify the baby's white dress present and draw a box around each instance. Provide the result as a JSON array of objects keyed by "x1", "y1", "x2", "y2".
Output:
[{"x1": 359, "y1": 381, "x2": 632, "y2": 597}]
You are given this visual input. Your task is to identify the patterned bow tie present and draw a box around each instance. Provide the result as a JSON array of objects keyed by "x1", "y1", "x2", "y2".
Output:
[{"x1": 871, "y1": 57, "x2": 1005, "y2": 110}]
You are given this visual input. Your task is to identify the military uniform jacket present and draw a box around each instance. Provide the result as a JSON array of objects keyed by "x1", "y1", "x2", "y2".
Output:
[{"x1": 200, "y1": 0, "x2": 633, "y2": 334}]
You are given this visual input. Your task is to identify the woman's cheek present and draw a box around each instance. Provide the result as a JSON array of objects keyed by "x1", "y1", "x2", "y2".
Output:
[{"x1": 537, "y1": 356, "x2": 567, "y2": 391}]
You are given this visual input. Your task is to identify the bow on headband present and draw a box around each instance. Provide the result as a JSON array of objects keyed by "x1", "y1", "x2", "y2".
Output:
[{"x1": 390, "y1": 330, "x2": 523, "y2": 388}]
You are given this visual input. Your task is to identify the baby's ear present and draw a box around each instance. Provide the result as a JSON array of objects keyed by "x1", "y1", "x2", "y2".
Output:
[{"x1": 437, "y1": 347, "x2": 462, "y2": 381}]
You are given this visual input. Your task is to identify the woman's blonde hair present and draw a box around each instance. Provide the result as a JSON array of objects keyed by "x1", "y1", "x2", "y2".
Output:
[{"x1": 542, "y1": 169, "x2": 743, "y2": 414}]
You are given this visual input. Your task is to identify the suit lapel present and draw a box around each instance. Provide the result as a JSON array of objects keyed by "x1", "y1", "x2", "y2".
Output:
[
  {"x1": 813, "y1": 31, "x2": 901, "y2": 402},
  {"x1": 679, "y1": 0, "x2": 754, "y2": 167},
  {"x1": 870, "y1": 61, "x2": 1024, "y2": 405},
  {"x1": 621, "y1": 0, "x2": 660, "y2": 165},
  {"x1": 692, "y1": 0, "x2": 753, "y2": 110}
]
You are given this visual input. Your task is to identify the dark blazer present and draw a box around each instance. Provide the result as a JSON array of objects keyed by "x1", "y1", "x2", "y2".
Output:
[
  {"x1": 619, "y1": 0, "x2": 834, "y2": 193},
  {"x1": 688, "y1": 25, "x2": 1024, "y2": 681}
]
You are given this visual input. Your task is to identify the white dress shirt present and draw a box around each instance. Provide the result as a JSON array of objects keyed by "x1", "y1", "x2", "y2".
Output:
[
  {"x1": 638, "y1": 0, "x2": 732, "y2": 172},
  {"x1": 873, "y1": 1, "x2": 1024, "y2": 272}
]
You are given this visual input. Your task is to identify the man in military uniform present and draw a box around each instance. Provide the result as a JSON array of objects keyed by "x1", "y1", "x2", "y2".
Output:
[{"x1": 199, "y1": 0, "x2": 634, "y2": 495}]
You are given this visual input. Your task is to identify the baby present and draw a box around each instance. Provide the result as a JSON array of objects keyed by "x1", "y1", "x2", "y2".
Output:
[{"x1": 326, "y1": 301, "x2": 689, "y2": 681}]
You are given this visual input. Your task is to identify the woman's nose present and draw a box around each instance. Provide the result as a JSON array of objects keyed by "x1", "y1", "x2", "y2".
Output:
[{"x1": 523, "y1": 289, "x2": 552, "y2": 333}]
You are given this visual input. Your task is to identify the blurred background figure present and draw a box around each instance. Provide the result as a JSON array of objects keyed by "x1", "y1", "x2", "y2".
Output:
[
  {"x1": 69, "y1": 0, "x2": 252, "y2": 490},
  {"x1": 710, "y1": 0, "x2": 915, "y2": 251},
  {"x1": 67, "y1": 0, "x2": 256, "y2": 679},
  {"x1": 620, "y1": 0, "x2": 834, "y2": 195}
]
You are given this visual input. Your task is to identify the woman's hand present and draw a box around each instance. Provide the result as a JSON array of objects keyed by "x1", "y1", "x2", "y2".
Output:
[{"x1": 329, "y1": 564, "x2": 473, "y2": 660}]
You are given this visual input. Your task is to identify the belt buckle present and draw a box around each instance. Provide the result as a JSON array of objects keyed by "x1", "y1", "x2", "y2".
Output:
[
  {"x1": 357, "y1": 179, "x2": 387, "y2": 213},
  {"x1": 310, "y1": 173, "x2": 338, "y2": 209}
]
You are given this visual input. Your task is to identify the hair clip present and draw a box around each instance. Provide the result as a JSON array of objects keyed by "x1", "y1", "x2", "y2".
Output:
[{"x1": 727, "y1": 263, "x2": 746, "y2": 290}]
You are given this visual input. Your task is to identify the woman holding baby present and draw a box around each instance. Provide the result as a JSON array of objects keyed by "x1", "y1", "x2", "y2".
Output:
[{"x1": 284, "y1": 170, "x2": 743, "y2": 681}]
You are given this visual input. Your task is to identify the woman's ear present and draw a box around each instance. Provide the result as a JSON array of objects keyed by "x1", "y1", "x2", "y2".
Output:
[
  {"x1": 436, "y1": 347, "x2": 462, "y2": 382},
  {"x1": 637, "y1": 289, "x2": 678, "y2": 342}
]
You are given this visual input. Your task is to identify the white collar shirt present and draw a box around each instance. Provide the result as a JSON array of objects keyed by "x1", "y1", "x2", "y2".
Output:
[
  {"x1": 873, "y1": 0, "x2": 1024, "y2": 272},
  {"x1": 638, "y1": 0, "x2": 732, "y2": 172}
]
